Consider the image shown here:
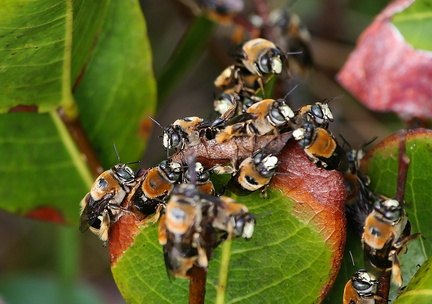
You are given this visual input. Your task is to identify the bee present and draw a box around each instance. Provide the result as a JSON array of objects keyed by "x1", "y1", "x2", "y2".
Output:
[
  {"x1": 234, "y1": 38, "x2": 288, "y2": 77},
  {"x1": 216, "y1": 97, "x2": 295, "y2": 142},
  {"x1": 214, "y1": 64, "x2": 260, "y2": 94},
  {"x1": 362, "y1": 197, "x2": 420, "y2": 287},
  {"x1": 158, "y1": 182, "x2": 255, "y2": 278},
  {"x1": 292, "y1": 122, "x2": 348, "y2": 171},
  {"x1": 294, "y1": 99, "x2": 335, "y2": 129},
  {"x1": 343, "y1": 269, "x2": 380, "y2": 304},
  {"x1": 342, "y1": 138, "x2": 377, "y2": 236},
  {"x1": 132, "y1": 160, "x2": 183, "y2": 220},
  {"x1": 268, "y1": 8, "x2": 313, "y2": 77},
  {"x1": 163, "y1": 116, "x2": 205, "y2": 151},
  {"x1": 213, "y1": 89, "x2": 262, "y2": 118},
  {"x1": 183, "y1": 162, "x2": 215, "y2": 195},
  {"x1": 80, "y1": 162, "x2": 137, "y2": 242},
  {"x1": 227, "y1": 149, "x2": 279, "y2": 196},
  {"x1": 362, "y1": 132, "x2": 421, "y2": 287}
]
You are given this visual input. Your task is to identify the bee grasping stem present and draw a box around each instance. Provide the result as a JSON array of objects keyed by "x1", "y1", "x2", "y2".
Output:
[
  {"x1": 188, "y1": 266, "x2": 207, "y2": 304},
  {"x1": 376, "y1": 271, "x2": 391, "y2": 304}
]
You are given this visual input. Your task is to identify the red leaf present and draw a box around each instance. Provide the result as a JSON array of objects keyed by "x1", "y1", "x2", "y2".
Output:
[{"x1": 337, "y1": 0, "x2": 432, "y2": 120}]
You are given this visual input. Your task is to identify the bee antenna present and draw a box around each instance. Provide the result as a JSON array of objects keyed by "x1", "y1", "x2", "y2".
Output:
[
  {"x1": 286, "y1": 51, "x2": 303, "y2": 56},
  {"x1": 349, "y1": 251, "x2": 356, "y2": 268},
  {"x1": 148, "y1": 116, "x2": 164, "y2": 129},
  {"x1": 323, "y1": 94, "x2": 344, "y2": 104},
  {"x1": 126, "y1": 160, "x2": 141, "y2": 166},
  {"x1": 361, "y1": 136, "x2": 378, "y2": 150},
  {"x1": 338, "y1": 134, "x2": 352, "y2": 150},
  {"x1": 113, "y1": 143, "x2": 121, "y2": 162},
  {"x1": 283, "y1": 84, "x2": 299, "y2": 101}
]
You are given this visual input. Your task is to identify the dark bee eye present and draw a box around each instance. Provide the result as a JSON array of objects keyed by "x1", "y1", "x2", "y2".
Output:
[
  {"x1": 269, "y1": 107, "x2": 286, "y2": 125},
  {"x1": 170, "y1": 133, "x2": 181, "y2": 148},
  {"x1": 259, "y1": 55, "x2": 271, "y2": 74},
  {"x1": 311, "y1": 104, "x2": 324, "y2": 119},
  {"x1": 352, "y1": 279, "x2": 372, "y2": 291},
  {"x1": 116, "y1": 167, "x2": 134, "y2": 182},
  {"x1": 384, "y1": 209, "x2": 401, "y2": 222}
]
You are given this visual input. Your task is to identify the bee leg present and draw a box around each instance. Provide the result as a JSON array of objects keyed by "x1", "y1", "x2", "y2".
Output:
[
  {"x1": 147, "y1": 203, "x2": 165, "y2": 224},
  {"x1": 158, "y1": 215, "x2": 168, "y2": 245},
  {"x1": 389, "y1": 250, "x2": 403, "y2": 287},
  {"x1": 193, "y1": 232, "x2": 208, "y2": 268}
]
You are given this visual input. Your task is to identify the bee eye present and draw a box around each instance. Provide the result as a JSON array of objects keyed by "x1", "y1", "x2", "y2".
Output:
[
  {"x1": 311, "y1": 104, "x2": 324, "y2": 119},
  {"x1": 384, "y1": 210, "x2": 401, "y2": 222},
  {"x1": 97, "y1": 177, "x2": 108, "y2": 190},
  {"x1": 258, "y1": 55, "x2": 271, "y2": 74},
  {"x1": 116, "y1": 168, "x2": 134, "y2": 182},
  {"x1": 170, "y1": 133, "x2": 181, "y2": 148},
  {"x1": 352, "y1": 279, "x2": 372, "y2": 292},
  {"x1": 270, "y1": 107, "x2": 285, "y2": 124}
]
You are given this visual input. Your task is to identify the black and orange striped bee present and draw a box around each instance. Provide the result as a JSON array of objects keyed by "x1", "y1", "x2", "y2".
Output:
[
  {"x1": 362, "y1": 197, "x2": 420, "y2": 287},
  {"x1": 343, "y1": 269, "x2": 380, "y2": 304},
  {"x1": 214, "y1": 64, "x2": 260, "y2": 93},
  {"x1": 216, "y1": 97, "x2": 295, "y2": 142},
  {"x1": 294, "y1": 99, "x2": 334, "y2": 129},
  {"x1": 158, "y1": 183, "x2": 255, "y2": 278},
  {"x1": 292, "y1": 122, "x2": 347, "y2": 171},
  {"x1": 227, "y1": 149, "x2": 279, "y2": 196},
  {"x1": 163, "y1": 116, "x2": 205, "y2": 151},
  {"x1": 80, "y1": 162, "x2": 137, "y2": 242},
  {"x1": 234, "y1": 38, "x2": 288, "y2": 77},
  {"x1": 268, "y1": 8, "x2": 313, "y2": 77},
  {"x1": 132, "y1": 160, "x2": 183, "y2": 220},
  {"x1": 362, "y1": 132, "x2": 421, "y2": 287},
  {"x1": 342, "y1": 139, "x2": 376, "y2": 236},
  {"x1": 183, "y1": 162, "x2": 215, "y2": 195}
]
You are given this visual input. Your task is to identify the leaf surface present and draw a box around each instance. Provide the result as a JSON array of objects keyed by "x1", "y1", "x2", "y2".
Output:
[
  {"x1": 393, "y1": 0, "x2": 432, "y2": 51},
  {"x1": 324, "y1": 129, "x2": 432, "y2": 302},
  {"x1": 393, "y1": 255, "x2": 432, "y2": 303},
  {"x1": 109, "y1": 139, "x2": 347, "y2": 303},
  {"x1": 0, "y1": 0, "x2": 156, "y2": 224}
]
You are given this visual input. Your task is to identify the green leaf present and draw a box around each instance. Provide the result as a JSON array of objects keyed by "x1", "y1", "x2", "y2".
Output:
[
  {"x1": 110, "y1": 140, "x2": 347, "y2": 303},
  {"x1": 156, "y1": 15, "x2": 216, "y2": 106},
  {"x1": 393, "y1": 0, "x2": 432, "y2": 51},
  {"x1": 0, "y1": 0, "x2": 108, "y2": 112},
  {"x1": 393, "y1": 255, "x2": 432, "y2": 303},
  {"x1": 0, "y1": 0, "x2": 156, "y2": 224},
  {"x1": 324, "y1": 129, "x2": 432, "y2": 302},
  {"x1": 111, "y1": 189, "x2": 335, "y2": 304},
  {"x1": 73, "y1": 0, "x2": 156, "y2": 167},
  {"x1": 0, "y1": 112, "x2": 92, "y2": 225}
]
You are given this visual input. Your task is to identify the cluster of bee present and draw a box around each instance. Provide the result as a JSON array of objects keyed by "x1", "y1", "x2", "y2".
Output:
[
  {"x1": 342, "y1": 132, "x2": 421, "y2": 303},
  {"x1": 80, "y1": 35, "x2": 420, "y2": 304},
  {"x1": 80, "y1": 36, "x2": 351, "y2": 282}
]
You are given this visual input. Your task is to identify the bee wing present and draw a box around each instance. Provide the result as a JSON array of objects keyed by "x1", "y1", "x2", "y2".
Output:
[{"x1": 79, "y1": 194, "x2": 91, "y2": 233}]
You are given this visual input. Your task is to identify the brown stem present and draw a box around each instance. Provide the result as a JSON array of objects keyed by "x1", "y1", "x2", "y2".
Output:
[
  {"x1": 188, "y1": 266, "x2": 207, "y2": 304},
  {"x1": 376, "y1": 271, "x2": 391, "y2": 304},
  {"x1": 58, "y1": 108, "x2": 103, "y2": 178},
  {"x1": 395, "y1": 130, "x2": 410, "y2": 203}
]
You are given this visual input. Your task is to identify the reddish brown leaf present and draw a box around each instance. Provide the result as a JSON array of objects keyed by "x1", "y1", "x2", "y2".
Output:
[
  {"x1": 26, "y1": 207, "x2": 65, "y2": 224},
  {"x1": 272, "y1": 140, "x2": 347, "y2": 301},
  {"x1": 337, "y1": 0, "x2": 432, "y2": 120}
]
